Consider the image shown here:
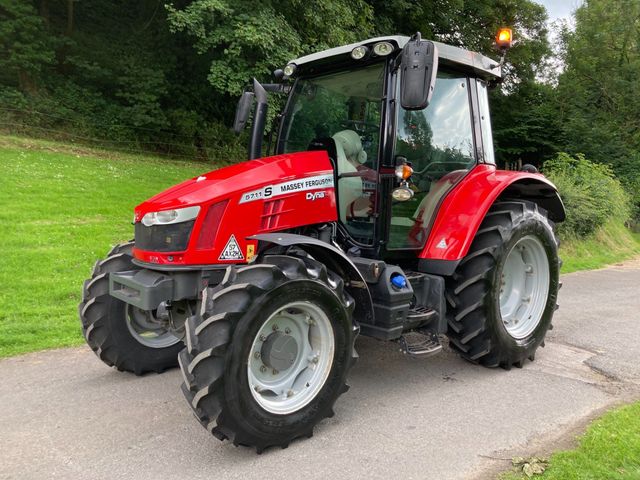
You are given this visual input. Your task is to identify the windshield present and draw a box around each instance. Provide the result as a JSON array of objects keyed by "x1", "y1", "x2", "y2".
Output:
[
  {"x1": 278, "y1": 62, "x2": 386, "y2": 246},
  {"x1": 278, "y1": 63, "x2": 385, "y2": 169}
]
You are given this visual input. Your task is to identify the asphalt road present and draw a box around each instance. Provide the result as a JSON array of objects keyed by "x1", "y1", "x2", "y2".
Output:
[{"x1": 2, "y1": 260, "x2": 639, "y2": 480}]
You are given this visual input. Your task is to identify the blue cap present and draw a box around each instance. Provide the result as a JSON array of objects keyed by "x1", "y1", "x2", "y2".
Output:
[{"x1": 390, "y1": 274, "x2": 407, "y2": 289}]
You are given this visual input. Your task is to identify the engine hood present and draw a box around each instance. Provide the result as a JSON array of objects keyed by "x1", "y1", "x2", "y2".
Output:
[
  {"x1": 132, "y1": 150, "x2": 339, "y2": 266},
  {"x1": 135, "y1": 150, "x2": 333, "y2": 218}
]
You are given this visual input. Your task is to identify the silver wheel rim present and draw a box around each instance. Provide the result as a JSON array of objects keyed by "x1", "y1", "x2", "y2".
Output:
[
  {"x1": 499, "y1": 235, "x2": 550, "y2": 339},
  {"x1": 125, "y1": 306, "x2": 181, "y2": 349},
  {"x1": 247, "y1": 301, "x2": 335, "y2": 415}
]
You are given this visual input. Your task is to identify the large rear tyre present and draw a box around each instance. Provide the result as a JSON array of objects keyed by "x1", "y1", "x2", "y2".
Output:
[
  {"x1": 445, "y1": 201, "x2": 560, "y2": 369},
  {"x1": 179, "y1": 254, "x2": 357, "y2": 453},
  {"x1": 79, "y1": 242, "x2": 183, "y2": 375}
]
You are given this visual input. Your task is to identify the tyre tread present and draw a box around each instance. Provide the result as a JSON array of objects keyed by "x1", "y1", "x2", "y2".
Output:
[
  {"x1": 445, "y1": 200, "x2": 560, "y2": 369},
  {"x1": 178, "y1": 253, "x2": 357, "y2": 452}
]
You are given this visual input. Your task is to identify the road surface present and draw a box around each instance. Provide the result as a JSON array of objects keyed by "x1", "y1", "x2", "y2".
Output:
[{"x1": 1, "y1": 260, "x2": 639, "y2": 480}]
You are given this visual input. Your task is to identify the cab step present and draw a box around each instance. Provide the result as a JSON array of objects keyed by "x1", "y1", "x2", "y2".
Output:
[
  {"x1": 398, "y1": 330, "x2": 442, "y2": 357},
  {"x1": 406, "y1": 305, "x2": 436, "y2": 323}
]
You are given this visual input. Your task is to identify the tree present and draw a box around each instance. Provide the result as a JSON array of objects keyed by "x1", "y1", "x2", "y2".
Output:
[
  {"x1": 556, "y1": 0, "x2": 640, "y2": 216},
  {"x1": 491, "y1": 80, "x2": 561, "y2": 167},
  {"x1": 0, "y1": 0, "x2": 54, "y2": 93},
  {"x1": 367, "y1": 0, "x2": 550, "y2": 86},
  {"x1": 166, "y1": 0, "x2": 374, "y2": 97}
]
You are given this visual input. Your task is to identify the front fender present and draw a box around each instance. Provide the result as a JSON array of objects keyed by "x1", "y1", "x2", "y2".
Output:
[
  {"x1": 250, "y1": 233, "x2": 374, "y2": 328},
  {"x1": 419, "y1": 165, "x2": 564, "y2": 270}
]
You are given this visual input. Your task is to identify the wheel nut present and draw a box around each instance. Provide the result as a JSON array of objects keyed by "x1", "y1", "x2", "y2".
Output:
[
  {"x1": 285, "y1": 327, "x2": 291, "y2": 334},
  {"x1": 254, "y1": 351, "x2": 261, "y2": 359},
  {"x1": 312, "y1": 356, "x2": 319, "y2": 364},
  {"x1": 259, "y1": 334, "x2": 267, "y2": 341},
  {"x1": 287, "y1": 390, "x2": 294, "y2": 397},
  {"x1": 272, "y1": 324, "x2": 279, "y2": 331},
  {"x1": 260, "y1": 365, "x2": 267, "y2": 373},
  {"x1": 272, "y1": 369, "x2": 279, "y2": 375}
]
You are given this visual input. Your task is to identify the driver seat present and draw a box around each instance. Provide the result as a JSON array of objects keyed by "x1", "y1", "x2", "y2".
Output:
[{"x1": 332, "y1": 130, "x2": 368, "y2": 222}]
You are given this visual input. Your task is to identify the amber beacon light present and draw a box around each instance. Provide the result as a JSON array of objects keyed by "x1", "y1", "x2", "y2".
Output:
[{"x1": 496, "y1": 28, "x2": 513, "y2": 50}]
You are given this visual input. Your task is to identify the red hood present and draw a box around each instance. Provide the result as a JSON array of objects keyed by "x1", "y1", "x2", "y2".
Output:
[
  {"x1": 135, "y1": 151, "x2": 333, "y2": 218},
  {"x1": 132, "y1": 150, "x2": 339, "y2": 266}
]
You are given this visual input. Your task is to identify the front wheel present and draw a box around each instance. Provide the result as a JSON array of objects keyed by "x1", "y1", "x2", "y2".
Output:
[
  {"x1": 179, "y1": 254, "x2": 357, "y2": 452},
  {"x1": 79, "y1": 242, "x2": 183, "y2": 374},
  {"x1": 445, "y1": 201, "x2": 561, "y2": 369}
]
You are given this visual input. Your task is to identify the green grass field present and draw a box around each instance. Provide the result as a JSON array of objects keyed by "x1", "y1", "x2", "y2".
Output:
[
  {"x1": 0, "y1": 135, "x2": 206, "y2": 357},
  {"x1": 502, "y1": 402, "x2": 640, "y2": 479},
  {"x1": 0, "y1": 135, "x2": 639, "y2": 357}
]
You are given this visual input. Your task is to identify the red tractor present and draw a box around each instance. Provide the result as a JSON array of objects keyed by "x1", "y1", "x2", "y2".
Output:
[{"x1": 79, "y1": 32, "x2": 564, "y2": 452}]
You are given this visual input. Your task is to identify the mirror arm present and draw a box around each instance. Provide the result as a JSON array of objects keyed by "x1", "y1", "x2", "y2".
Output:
[{"x1": 262, "y1": 83, "x2": 291, "y2": 93}]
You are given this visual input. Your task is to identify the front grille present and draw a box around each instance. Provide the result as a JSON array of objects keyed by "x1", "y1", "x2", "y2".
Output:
[{"x1": 135, "y1": 220, "x2": 195, "y2": 252}]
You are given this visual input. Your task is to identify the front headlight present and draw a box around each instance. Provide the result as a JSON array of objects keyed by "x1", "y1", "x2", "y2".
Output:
[{"x1": 141, "y1": 206, "x2": 200, "y2": 227}]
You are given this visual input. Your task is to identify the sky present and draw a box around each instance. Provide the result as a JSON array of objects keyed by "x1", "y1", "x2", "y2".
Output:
[
  {"x1": 534, "y1": 0, "x2": 583, "y2": 24},
  {"x1": 532, "y1": 0, "x2": 584, "y2": 76}
]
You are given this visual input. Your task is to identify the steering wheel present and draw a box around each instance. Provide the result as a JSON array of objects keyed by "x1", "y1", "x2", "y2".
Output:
[
  {"x1": 413, "y1": 161, "x2": 468, "y2": 176},
  {"x1": 340, "y1": 119, "x2": 379, "y2": 135}
]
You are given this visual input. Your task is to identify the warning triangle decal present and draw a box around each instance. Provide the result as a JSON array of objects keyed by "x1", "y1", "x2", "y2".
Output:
[{"x1": 218, "y1": 234, "x2": 244, "y2": 261}]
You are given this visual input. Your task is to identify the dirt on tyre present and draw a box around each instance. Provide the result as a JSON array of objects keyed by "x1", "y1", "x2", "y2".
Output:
[
  {"x1": 79, "y1": 241, "x2": 183, "y2": 375},
  {"x1": 179, "y1": 254, "x2": 357, "y2": 453},
  {"x1": 445, "y1": 200, "x2": 560, "y2": 369}
]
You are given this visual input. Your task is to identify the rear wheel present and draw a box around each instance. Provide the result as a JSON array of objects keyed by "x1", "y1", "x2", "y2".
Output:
[
  {"x1": 445, "y1": 201, "x2": 560, "y2": 369},
  {"x1": 179, "y1": 254, "x2": 357, "y2": 452},
  {"x1": 79, "y1": 242, "x2": 183, "y2": 375}
]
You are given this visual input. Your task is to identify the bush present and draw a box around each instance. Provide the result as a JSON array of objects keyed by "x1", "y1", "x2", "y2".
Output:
[{"x1": 543, "y1": 153, "x2": 631, "y2": 237}]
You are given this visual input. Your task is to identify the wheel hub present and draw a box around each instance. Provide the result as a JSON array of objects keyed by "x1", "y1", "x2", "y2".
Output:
[
  {"x1": 260, "y1": 332, "x2": 299, "y2": 372},
  {"x1": 499, "y1": 235, "x2": 550, "y2": 339},
  {"x1": 125, "y1": 305, "x2": 181, "y2": 349},
  {"x1": 247, "y1": 301, "x2": 335, "y2": 415}
]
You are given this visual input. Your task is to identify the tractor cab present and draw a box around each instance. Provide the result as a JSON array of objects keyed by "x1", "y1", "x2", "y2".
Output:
[{"x1": 237, "y1": 35, "x2": 503, "y2": 262}]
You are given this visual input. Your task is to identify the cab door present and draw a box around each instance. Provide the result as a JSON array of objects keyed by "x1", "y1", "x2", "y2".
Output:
[{"x1": 387, "y1": 70, "x2": 479, "y2": 251}]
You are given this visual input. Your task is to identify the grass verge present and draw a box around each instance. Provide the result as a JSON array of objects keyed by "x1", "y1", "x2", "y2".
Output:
[
  {"x1": 559, "y1": 222, "x2": 640, "y2": 273},
  {"x1": 501, "y1": 402, "x2": 640, "y2": 479},
  {"x1": 0, "y1": 135, "x2": 207, "y2": 357}
]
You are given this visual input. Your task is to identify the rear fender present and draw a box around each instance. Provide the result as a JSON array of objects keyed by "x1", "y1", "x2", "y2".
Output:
[
  {"x1": 419, "y1": 165, "x2": 565, "y2": 274},
  {"x1": 250, "y1": 233, "x2": 374, "y2": 328}
]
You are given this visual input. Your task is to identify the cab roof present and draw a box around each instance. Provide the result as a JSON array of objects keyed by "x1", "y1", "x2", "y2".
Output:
[{"x1": 289, "y1": 35, "x2": 502, "y2": 80}]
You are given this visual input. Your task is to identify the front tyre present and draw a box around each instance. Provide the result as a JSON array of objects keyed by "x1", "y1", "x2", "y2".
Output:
[
  {"x1": 445, "y1": 201, "x2": 560, "y2": 369},
  {"x1": 179, "y1": 255, "x2": 356, "y2": 452},
  {"x1": 79, "y1": 242, "x2": 183, "y2": 375}
]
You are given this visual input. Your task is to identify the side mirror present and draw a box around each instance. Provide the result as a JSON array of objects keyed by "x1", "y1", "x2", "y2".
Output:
[
  {"x1": 233, "y1": 91, "x2": 254, "y2": 134},
  {"x1": 400, "y1": 33, "x2": 439, "y2": 111}
]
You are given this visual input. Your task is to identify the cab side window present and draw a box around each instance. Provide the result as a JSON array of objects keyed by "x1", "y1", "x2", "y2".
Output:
[{"x1": 389, "y1": 71, "x2": 476, "y2": 249}]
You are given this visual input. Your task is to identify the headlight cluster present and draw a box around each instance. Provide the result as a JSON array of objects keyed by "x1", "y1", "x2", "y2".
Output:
[
  {"x1": 351, "y1": 41, "x2": 395, "y2": 60},
  {"x1": 141, "y1": 206, "x2": 200, "y2": 227}
]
